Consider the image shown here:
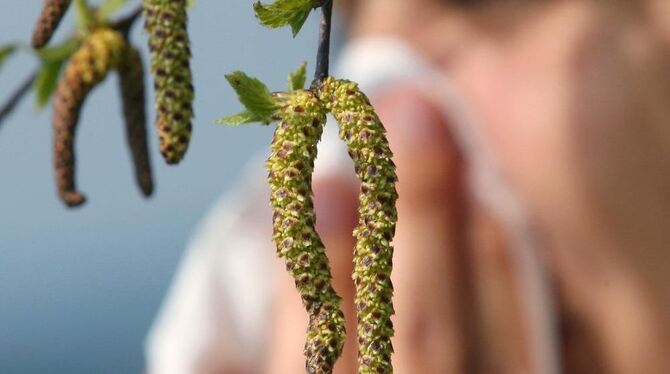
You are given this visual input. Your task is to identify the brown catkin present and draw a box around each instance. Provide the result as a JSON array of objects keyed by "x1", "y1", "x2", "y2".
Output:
[
  {"x1": 52, "y1": 28, "x2": 126, "y2": 207},
  {"x1": 267, "y1": 90, "x2": 346, "y2": 374},
  {"x1": 319, "y1": 78, "x2": 398, "y2": 374},
  {"x1": 143, "y1": 0, "x2": 194, "y2": 164},
  {"x1": 31, "y1": 0, "x2": 72, "y2": 49},
  {"x1": 118, "y1": 46, "x2": 154, "y2": 196}
]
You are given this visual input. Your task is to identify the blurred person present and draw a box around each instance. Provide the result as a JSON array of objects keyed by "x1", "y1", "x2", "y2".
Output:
[{"x1": 146, "y1": 1, "x2": 670, "y2": 373}]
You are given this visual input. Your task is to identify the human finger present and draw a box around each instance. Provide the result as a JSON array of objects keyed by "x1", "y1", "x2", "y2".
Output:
[{"x1": 375, "y1": 86, "x2": 475, "y2": 373}]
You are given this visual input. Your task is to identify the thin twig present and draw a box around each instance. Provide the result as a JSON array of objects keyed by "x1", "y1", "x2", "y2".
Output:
[
  {"x1": 0, "y1": 72, "x2": 37, "y2": 131},
  {"x1": 112, "y1": 5, "x2": 143, "y2": 40},
  {"x1": 313, "y1": 0, "x2": 333, "y2": 85}
]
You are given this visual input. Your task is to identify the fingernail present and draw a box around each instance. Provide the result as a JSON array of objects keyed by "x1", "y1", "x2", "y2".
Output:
[{"x1": 377, "y1": 92, "x2": 451, "y2": 149}]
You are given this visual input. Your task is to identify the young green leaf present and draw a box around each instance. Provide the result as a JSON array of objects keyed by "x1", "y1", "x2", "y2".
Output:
[
  {"x1": 215, "y1": 110, "x2": 270, "y2": 126},
  {"x1": 35, "y1": 38, "x2": 80, "y2": 62},
  {"x1": 253, "y1": 0, "x2": 315, "y2": 37},
  {"x1": 97, "y1": 0, "x2": 128, "y2": 20},
  {"x1": 225, "y1": 71, "x2": 279, "y2": 118},
  {"x1": 74, "y1": 0, "x2": 97, "y2": 33},
  {"x1": 34, "y1": 59, "x2": 65, "y2": 109},
  {"x1": 0, "y1": 44, "x2": 18, "y2": 72},
  {"x1": 288, "y1": 61, "x2": 307, "y2": 91}
]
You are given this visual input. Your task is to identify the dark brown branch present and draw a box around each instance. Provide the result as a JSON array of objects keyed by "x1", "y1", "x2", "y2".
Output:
[
  {"x1": 0, "y1": 72, "x2": 37, "y2": 130},
  {"x1": 111, "y1": 5, "x2": 143, "y2": 40},
  {"x1": 313, "y1": 0, "x2": 333, "y2": 84}
]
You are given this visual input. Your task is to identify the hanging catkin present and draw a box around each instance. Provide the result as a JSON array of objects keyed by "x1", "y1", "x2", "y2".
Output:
[
  {"x1": 319, "y1": 77, "x2": 398, "y2": 374},
  {"x1": 267, "y1": 90, "x2": 346, "y2": 374},
  {"x1": 52, "y1": 28, "x2": 126, "y2": 207},
  {"x1": 31, "y1": 0, "x2": 72, "y2": 49},
  {"x1": 118, "y1": 46, "x2": 154, "y2": 196},
  {"x1": 143, "y1": 0, "x2": 194, "y2": 164}
]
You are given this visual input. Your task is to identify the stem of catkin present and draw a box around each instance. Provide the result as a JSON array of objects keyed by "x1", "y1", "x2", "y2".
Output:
[
  {"x1": 319, "y1": 77, "x2": 398, "y2": 374},
  {"x1": 267, "y1": 90, "x2": 347, "y2": 374}
]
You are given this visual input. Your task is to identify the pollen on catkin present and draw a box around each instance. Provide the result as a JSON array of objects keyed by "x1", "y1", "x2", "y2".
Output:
[
  {"x1": 31, "y1": 0, "x2": 72, "y2": 49},
  {"x1": 52, "y1": 28, "x2": 126, "y2": 207},
  {"x1": 118, "y1": 46, "x2": 154, "y2": 196},
  {"x1": 267, "y1": 90, "x2": 346, "y2": 374},
  {"x1": 319, "y1": 77, "x2": 398, "y2": 374},
  {"x1": 143, "y1": 0, "x2": 194, "y2": 164}
]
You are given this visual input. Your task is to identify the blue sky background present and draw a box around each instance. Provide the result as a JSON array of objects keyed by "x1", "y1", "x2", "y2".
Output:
[{"x1": 0, "y1": 1, "x2": 335, "y2": 372}]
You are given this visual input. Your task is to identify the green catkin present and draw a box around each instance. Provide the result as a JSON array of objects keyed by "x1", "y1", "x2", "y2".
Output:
[
  {"x1": 31, "y1": 0, "x2": 71, "y2": 49},
  {"x1": 143, "y1": 0, "x2": 194, "y2": 164},
  {"x1": 319, "y1": 77, "x2": 398, "y2": 374},
  {"x1": 118, "y1": 46, "x2": 154, "y2": 196},
  {"x1": 52, "y1": 28, "x2": 126, "y2": 207},
  {"x1": 267, "y1": 90, "x2": 346, "y2": 374}
]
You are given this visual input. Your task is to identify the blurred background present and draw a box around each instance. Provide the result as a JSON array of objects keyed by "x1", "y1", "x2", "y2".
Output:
[{"x1": 0, "y1": 1, "x2": 332, "y2": 372}]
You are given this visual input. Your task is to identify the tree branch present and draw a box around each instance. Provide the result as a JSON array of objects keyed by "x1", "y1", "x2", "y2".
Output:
[
  {"x1": 111, "y1": 5, "x2": 143, "y2": 40},
  {"x1": 0, "y1": 72, "x2": 37, "y2": 131},
  {"x1": 0, "y1": 5, "x2": 144, "y2": 131},
  {"x1": 313, "y1": 0, "x2": 333, "y2": 85}
]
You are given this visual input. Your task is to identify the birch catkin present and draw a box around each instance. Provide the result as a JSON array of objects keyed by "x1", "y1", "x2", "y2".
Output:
[
  {"x1": 319, "y1": 78, "x2": 398, "y2": 374},
  {"x1": 52, "y1": 28, "x2": 126, "y2": 207},
  {"x1": 31, "y1": 0, "x2": 71, "y2": 49},
  {"x1": 267, "y1": 90, "x2": 346, "y2": 374},
  {"x1": 143, "y1": 0, "x2": 194, "y2": 164},
  {"x1": 118, "y1": 46, "x2": 154, "y2": 196}
]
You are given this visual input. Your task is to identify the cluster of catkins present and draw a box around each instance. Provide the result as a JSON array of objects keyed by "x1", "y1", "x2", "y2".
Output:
[
  {"x1": 31, "y1": 1, "x2": 397, "y2": 372},
  {"x1": 51, "y1": 28, "x2": 154, "y2": 207},
  {"x1": 265, "y1": 79, "x2": 397, "y2": 373},
  {"x1": 29, "y1": 0, "x2": 196, "y2": 206}
]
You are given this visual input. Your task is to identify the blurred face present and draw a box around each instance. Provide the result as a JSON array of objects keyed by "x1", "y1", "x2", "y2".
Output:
[{"x1": 335, "y1": 0, "x2": 357, "y2": 19}]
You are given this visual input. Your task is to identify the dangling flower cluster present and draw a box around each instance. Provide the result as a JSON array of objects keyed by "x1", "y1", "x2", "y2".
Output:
[
  {"x1": 143, "y1": 0, "x2": 194, "y2": 164},
  {"x1": 228, "y1": 1, "x2": 400, "y2": 368},
  {"x1": 222, "y1": 70, "x2": 398, "y2": 373},
  {"x1": 118, "y1": 46, "x2": 154, "y2": 197},
  {"x1": 319, "y1": 77, "x2": 398, "y2": 374},
  {"x1": 51, "y1": 26, "x2": 155, "y2": 207},
  {"x1": 31, "y1": 0, "x2": 72, "y2": 49},
  {"x1": 52, "y1": 28, "x2": 126, "y2": 207},
  {"x1": 267, "y1": 90, "x2": 346, "y2": 373}
]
